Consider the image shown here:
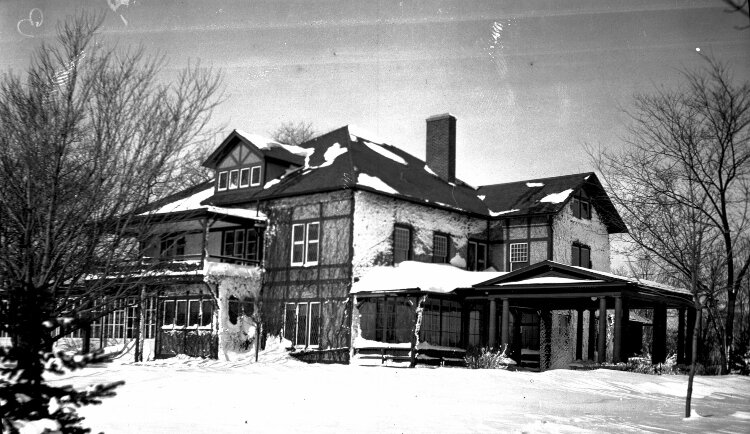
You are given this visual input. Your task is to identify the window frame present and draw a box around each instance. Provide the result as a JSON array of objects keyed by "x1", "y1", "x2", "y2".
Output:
[
  {"x1": 290, "y1": 222, "x2": 320, "y2": 267},
  {"x1": 433, "y1": 233, "x2": 449, "y2": 263},
  {"x1": 250, "y1": 165, "x2": 262, "y2": 187},
  {"x1": 393, "y1": 225, "x2": 412, "y2": 264},
  {"x1": 467, "y1": 240, "x2": 488, "y2": 271},
  {"x1": 571, "y1": 192, "x2": 592, "y2": 220},
  {"x1": 283, "y1": 301, "x2": 321, "y2": 348},
  {"x1": 572, "y1": 242, "x2": 592, "y2": 268},
  {"x1": 160, "y1": 234, "x2": 186, "y2": 258},
  {"x1": 228, "y1": 169, "x2": 240, "y2": 190},
  {"x1": 239, "y1": 167, "x2": 250, "y2": 188},
  {"x1": 509, "y1": 242, "x2": 529, "y2": 271},
  {"x1": 218, "y1": 171, "x2": 228, "y2": 191}
]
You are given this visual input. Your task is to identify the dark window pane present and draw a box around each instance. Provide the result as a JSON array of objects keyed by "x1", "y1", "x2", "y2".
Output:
[
  {"x1": 572, "y1": 245, "x2": 580, "y2": 266},
  {"x1": 228, "y1": 297, "x2": 239, "y2": 325},
  {"x1": 433, "y1": 235, "x2": 448, "y2": 263},
  {"x1": 242, "y1": 299, "x2": 254, "y2": 317},
  {"x1": 359, "y1": 300, "x2": 376, "y2": 340},
  {"x1": 394, "y1": 227, "x2": 410, "y2": 264},
  {"x1": 229, "y1": 170, "x2": 239, "y2": 189},
  {"x1": 176, "y1": 237, "x2": 185, "y2": 257},
  {"x1": 477, "y1": 243, "x2": 487, "y2": 269},
  {"x1": 224, "y1": 231, "x2": 235, "y2": 257},
  {"x1": 581, "y1": 246, "x2": 591, "y2": 269},
  {"x1": 240, "y1": 168, "x2": 250, "y2": 187},
  {"x1": 284, "y1": 304, "x2": 296, "y2": 343},
  {"x1": 251, "y1": 166, "x2": 261, "y2": 185},
  {"x1": 163, "y1": 300, "x2": 175, "y2": 326},
  {"x1": 201, "y1": 300, "x2": 213, "y2": 326},
  {"x1": 309, "y1": 303, "x2": 320, "y2": 346},
  {"x1": 218, "y1": 171, "x2": 228, "y2": 190},
  {"x1": 581, "y1": 201, "x2": 591, "y2": 219},
  {"x1": 188, "y1": 300, "x2": 200, "y2": 326},
  {"x1": 292, "y1": 244, "x2": 304, "y2": 264},
  {"x1": 296, "y1": 303, "x2": 308, "y2": 346},
  {"x1": 234, "y1": 230, "x2": 245, "y2": 257},
  {"x1": 246, "y1": 230, "x2": 258, "y2": 260},
  {"x1": 572, "y1": 197, "x2": 581, "y2": 218},
  {"x1": 467, "y1": 242, "x2": 476, "y2": 271},
  {"x1": 175, "y1": 300, "x2": 187, "y2": 327}
]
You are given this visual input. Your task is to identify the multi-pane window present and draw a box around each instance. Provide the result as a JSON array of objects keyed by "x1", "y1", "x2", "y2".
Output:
[
  {"x1": 510, "y1": 243, "x2": 529, "y2": 271},
  {"x1": 468, "y1": 306, "x2": 483, "y2": 347},
  {"x1": 250, "y1": 166, "x2": 262, "y2": 186},
  {"x1": 291, "y1": 222, "x2": 320, "y2": 266},
  {"x1": 160, "y1": 235, "x2": 186, "y2": 258},
  {"x1": 420, "y1": 299, "x2": 462, "y2": 347},
  {"x1": 433, "y1": 233, "x2": 449, "y2": 263},
  {"x1": 393, "y1": 225, "x2": 411, "y2": 264},
  {"x1": 283, "y1": 302, "x2": 320, "y2": 347},
  {"x1": 572, "y1": 243, "x2": 592, "y2": 268},
  {"x1": 467, "y1": 241, "x2": 488, "y2": 271},
  {"x1": 218, "y1": 165, "x2": 262, "y2": 191},
  {"x1": 162, "y1": 297, "x2": 213, "y2": 329},
  {"x1": 359, "y1": 297, "x2": 413, "y2": 343},
  {"x1": 222, "y1": 228, "x2": 261, "y2": 263},
  {"x1": 571, "y1": 194, "x2": 591, "y2": 220}
]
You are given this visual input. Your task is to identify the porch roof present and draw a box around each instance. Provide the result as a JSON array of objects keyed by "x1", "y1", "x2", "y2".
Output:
[
  {"x1": 463, "y1": 261, "x2": 693, "y2": 308},
  {"x1": 351, "y1": 261, "x2": 506, "y2": 295}
]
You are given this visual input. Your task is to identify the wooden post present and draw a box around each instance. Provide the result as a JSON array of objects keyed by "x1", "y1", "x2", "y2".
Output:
[
  {"x1": 613, "y1": 296, "x2": 623, "y2": 363},
  {"x1": 587, "y1": 307, "x2": 596, "y2": 361},
  {"x1": 501, "y1": 298, "x2": 510, "y2": 349},
  {"x1": 685, "y1": 307, "x2": 695, "y2": 364},
  {"x1": 597, "y1": 297, "x2": 607, "y2": 363},
  {"x1": 136, "y1": 285, "x2": 147, "y2": 362},
  {"x1": 488, "y1": 299, "x2": 497, "y2": 349},
  {"x1": 652, "y1": 304, "x2": 667, "y2": 364},
  {"x1": 81, "y1": 324, "x2": 91, "y2": 354},
  {"x1": 676, "y1": 308, "x2": 686, "y2": 365},
  {"x1": 575, "y1": 308, "x2": 584, "y2": 360}
]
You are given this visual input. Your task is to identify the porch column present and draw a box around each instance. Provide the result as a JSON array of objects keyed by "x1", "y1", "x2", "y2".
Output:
[
  {"x1": 501, "y1": 298, "x2": 510, "y2": 349},
  {"x1": 587, "y1": 307, "x2": 596, "y2": 360},
  {"x1": 613, "y1": 296, "x2": 623, "y2": 363},
  {"x1": 488, "y1": 299, "x2": 497, "y2": 349},
  {"x1": 676, "y1": 308, "x2": 685, "y2": 365},
  {"x1": 685, "y1": 307, "x2": 696, "y2": 364},
  {"x1": 597, "y1": 297, "x2": 607, "y2": 363},
  {"x1": 652, "y1": 304, "x2": 667, "y2": 364},
  {"x1": 575, "y1": 308, "x2": 584, "y2": 360}
]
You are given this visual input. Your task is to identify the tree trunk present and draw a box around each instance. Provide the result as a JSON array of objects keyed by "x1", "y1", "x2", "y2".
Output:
[
  {"x1": 685, "y1": 305, "x2": 702, "y2": 418},
  {"x1": 723, "y1": 291, "x2": 737, "y2": 374}
]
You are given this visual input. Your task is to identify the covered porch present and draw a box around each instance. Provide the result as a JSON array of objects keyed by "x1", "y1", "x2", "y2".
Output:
[{"x1": 465, "y1": 261, "x2": 695, "y2": 369}]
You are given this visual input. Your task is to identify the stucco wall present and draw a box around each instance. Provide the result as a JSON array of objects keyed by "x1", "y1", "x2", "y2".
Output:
[
  {"x1": 351, "y1": 191, "x2": 487, "y2": 278},
  {"x1": 552, "y1": 198, "x2": 611, "y2": 272}
]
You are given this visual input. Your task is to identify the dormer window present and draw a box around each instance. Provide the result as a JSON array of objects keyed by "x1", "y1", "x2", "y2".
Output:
[
  {"x1": 250, "y1": 166, "x2": 261, "y2": 186},
  {"x1": 218, "y1": 171, "x2": 228, "y2": 191},
  {"x1": 240, "y1": 168, "x2": 250, "y2": 187},
  {"x1": 229, "y1": 170, "x2": 239, "y2": 189},
  {"x1": 571, "y1": 191, "x2": 591, "y2": 220},
  {"x1": 217, "y1": 165, "x2": 262, "y2": 191}
]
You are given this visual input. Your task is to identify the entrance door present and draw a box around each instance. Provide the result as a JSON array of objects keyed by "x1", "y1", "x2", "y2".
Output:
[{"x1": 157, "y1": 296, "x2": 217, "y2": 358}]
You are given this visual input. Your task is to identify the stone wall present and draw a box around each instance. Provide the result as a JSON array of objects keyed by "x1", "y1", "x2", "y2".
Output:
[{"x1": 552, "y1": 197, "x2": 611, "y2": 272}]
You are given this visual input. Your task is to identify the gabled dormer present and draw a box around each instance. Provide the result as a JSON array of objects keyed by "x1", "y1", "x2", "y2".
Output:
[{"x1": 202, "y1": 130, "x2": 307, "y2": 195}]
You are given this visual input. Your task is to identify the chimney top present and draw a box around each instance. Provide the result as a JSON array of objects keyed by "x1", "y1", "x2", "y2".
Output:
[{"x1": 425, "y1": 114, "x2": 457, "y2": 183}]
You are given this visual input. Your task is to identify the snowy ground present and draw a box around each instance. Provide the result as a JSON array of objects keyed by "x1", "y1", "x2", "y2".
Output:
[{"x1": 48, "y1": 346, "x2": 750, "y2": 433}]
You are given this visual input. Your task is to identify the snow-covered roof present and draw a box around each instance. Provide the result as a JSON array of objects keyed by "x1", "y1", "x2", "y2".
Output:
[
  {"x1": 569, "y1": 266, "x2": 691, "y2": 296},
  {"x1": 351, "y1": 261, "x2": 506, "y2": 294},
  {"x1": 140, "y1": 182, "x2": 266, "y2": 221},
  {"x1": 494, "y1": 276, "x2": 605, "y2": 286}
]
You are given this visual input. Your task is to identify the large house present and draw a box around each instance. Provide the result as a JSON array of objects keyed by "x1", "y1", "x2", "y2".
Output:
[{"x1": 54, "y1": 114, "x2": 695, "y2": 370}]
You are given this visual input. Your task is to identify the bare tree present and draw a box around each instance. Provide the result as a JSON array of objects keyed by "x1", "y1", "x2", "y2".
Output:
[
  {"x1": 591, "y1": 55, "x2": 750, "y2": 376},
  {"x1": 722, "y1": 0, "x2": 750, "y2": 29},
  {"x1": 271, "y1": 120, "x2": 315, "y2": 146},
  {"x1": 0, "y1": 13, "x2": 221, "y2": 431}
]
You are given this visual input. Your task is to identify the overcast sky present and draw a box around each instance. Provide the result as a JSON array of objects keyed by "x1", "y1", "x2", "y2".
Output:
[{"x1": 2, "y1": 0, "x2": 748, "y2": 186}]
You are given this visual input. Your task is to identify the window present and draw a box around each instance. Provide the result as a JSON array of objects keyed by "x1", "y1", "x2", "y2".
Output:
[
  {"x1": 510, "y1": 243, "x2": 529, "y2": 271},
  {"x1": 222, "y1": 228, "x2": 261, "y2": 263},
  {"x1": 433, "y1": 233, "x2": 449, "y2": 263},
  {"x1": 162, "y1": 297, "x2": 213, "y2": 329},
  {"x1": 359, "y1": 297, "x2": 413, "y2": 343},
  {"x1": 468, "y1": 306, "x2": 483, "y2": 347},
  {"x1": 160, "y1": 235, "x2": 186, "y2": 258},
  {"x1": 420, "y1": 299, "x2": 461, "y2": 347},
  {"x1": 291, "y1": 222, "x2": 320, "y2": 266},
  {"x1": 571, "y1": 194, "x2": 591, "y2": 220},
  {"x1": 572, "y1": 243, "x2": 592, "y2": 268},
  {"x1": 283, "y1": 302, "x2": 320, "y2": 347},
  {"x1": 218, "y1": 171, "x2": 228, "y2": 191},
  {"x1": 393, "y1": 226, "x2": 411, "y2": 264},
  {"x1": 467, "y1": 241, "x2": 488, "y2": 271},
  {"x1": 250, "y1": 166, "x2": 262, "y2": 186},
  {"x1": 240, "y1": 168, "x2": 250, "y2": 188},
  {"x1": 227, "y1": 296, "x2": 254, "y2": 325},
  {"x1": 229, "y1": 169, "x2": 239, "y2": 189}
]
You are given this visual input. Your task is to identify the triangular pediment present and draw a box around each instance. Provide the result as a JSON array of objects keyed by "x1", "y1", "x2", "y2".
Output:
[
  {"x1": 203, "y1": 131, "x2": 265, "y2": 170},
  {"x1": 474, "y1": 260, "x2": 621, "y2": 287}
]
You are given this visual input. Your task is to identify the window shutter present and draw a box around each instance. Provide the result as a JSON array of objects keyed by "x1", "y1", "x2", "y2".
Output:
[{"x1": 572, "y1": 245, "x2": 580, "y2": 266}]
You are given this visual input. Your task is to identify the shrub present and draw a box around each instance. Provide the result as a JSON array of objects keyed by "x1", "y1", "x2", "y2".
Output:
[
  {"x1": 465, "y1": 346, "x2": 516, "y2": 369},
  {"x1": 626, "y1": 353, "x2": 680, "y2": 375}
]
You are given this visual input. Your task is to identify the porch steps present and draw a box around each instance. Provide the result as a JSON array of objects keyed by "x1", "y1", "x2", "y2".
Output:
[{"x1": 520, "y1": 350, "x2": 540, "y2": 370}]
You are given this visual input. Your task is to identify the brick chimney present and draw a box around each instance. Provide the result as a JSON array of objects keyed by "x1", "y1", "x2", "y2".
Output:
[{"x1": 426, "y1": 113, "x2": 456, "y2": 182}]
